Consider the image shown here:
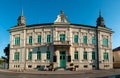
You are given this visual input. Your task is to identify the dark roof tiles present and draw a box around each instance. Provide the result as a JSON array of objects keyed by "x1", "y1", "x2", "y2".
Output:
[{"x1": 113, "y1": 46, "x2": 120, "y2": 52}]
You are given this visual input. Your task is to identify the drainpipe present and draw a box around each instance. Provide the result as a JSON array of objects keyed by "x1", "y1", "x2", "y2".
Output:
[{"x1": 96, "y1": 27, "x2": 99, "y2": 70}]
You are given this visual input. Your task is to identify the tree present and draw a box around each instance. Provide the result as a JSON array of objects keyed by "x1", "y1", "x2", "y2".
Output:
[{"x1": 3, "y1": 44, "x2": 10, "y2": 63}]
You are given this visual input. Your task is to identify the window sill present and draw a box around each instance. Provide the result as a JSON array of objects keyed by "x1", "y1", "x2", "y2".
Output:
[
  {"x1": 12, "y1": 60, "x2": 20, "y2": 61},
  {"x1": 82, "y1": 60, "x2": 88, "y2": 61},
  {"x1": 35, "y1": 60, "x2": 41, "y2": 61}
]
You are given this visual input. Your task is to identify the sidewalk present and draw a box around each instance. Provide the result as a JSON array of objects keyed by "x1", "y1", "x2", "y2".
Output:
[{"x1": 0, "y1": 69, "x2": 120, "y2": 77}]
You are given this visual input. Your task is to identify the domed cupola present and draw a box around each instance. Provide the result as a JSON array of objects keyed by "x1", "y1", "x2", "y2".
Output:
[
  {"x1": 17, "y1": 9, "x2": 26, "y2": 26},
  {"x1": 96, "y1": 10, "x2": 105, "y2": 27}
]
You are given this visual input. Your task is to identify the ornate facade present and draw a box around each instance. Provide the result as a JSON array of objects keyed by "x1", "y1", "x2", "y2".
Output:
[{"x1": 9, "y1": 10, "x2": 113, "y2": 71}]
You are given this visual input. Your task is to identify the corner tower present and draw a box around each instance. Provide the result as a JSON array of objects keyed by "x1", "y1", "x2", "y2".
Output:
[
  {"x1": 96, "y1": 10, "x2": 105, "y2": 27},
  {"x1": 17, "y1": 9, "x2": 26, "y2": 26}
]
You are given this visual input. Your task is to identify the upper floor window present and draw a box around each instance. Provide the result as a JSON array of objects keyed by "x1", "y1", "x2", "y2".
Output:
[
  {"x1": 60, "y1": 34, "x2": 65, "y2": 41},
  {"x1": 83, "y1": 36, "x2": 87, "y2": 44},
  {"x1": 14, "y1": 37, "x2": 20, "y2": 45},
  {"x1": 92, "y1": 36, "x2": 96, "y2": 45},
  {"x1": 104, "y1": 52, "x2": 109, "y2": 60},
  {"x1": 103, "y1": 38, "x2": 108, "y2": 46},
  {"x1": 74, "y1": 51, "x2": 78, "y2": 60},
  {"x1": 47, "y1": 35, "x2": 51, "y2": 42},
  {"x1": 74, "y1": 35, "x2": 78, "y2": 43},
  {"x1": 14, "y1": 52, "x2": 19, "y2": 61},
  {"x1": 29, "y1": 36, "x2": 32, "y2": 44},
  {"x1": 37, "y1": 35, "x2": 41, "y2": 43}
]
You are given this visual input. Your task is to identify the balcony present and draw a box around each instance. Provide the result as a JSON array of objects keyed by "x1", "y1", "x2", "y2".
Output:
[{"x1": 53, "y1": 40, "x2": 71, "y2": 46}]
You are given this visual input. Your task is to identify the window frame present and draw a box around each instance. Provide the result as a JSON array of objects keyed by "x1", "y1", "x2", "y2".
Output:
[
  {"x1": 103, "y1": 38, "x2": 108, "y2": 46},
  {"x1": 47, "y1": 34, "x2": 51, "y2": 43},
  {"x1": 14, "y1": 52, "x2": 19, "y2": 61},
  {"x1": 37, "y1": 51, "x2": 41, "y2": 60},
  {"x1": 103, "y1": 52, "x2": 109, "y2": 60},
  {"x1": 59, "y1": 34, "x2": 65, "y2": 41},
  {"x1": 74, "y1": 51, "x2": 78, "y2": 60},
  {"x1": 28, "y1": 52, "x2": 32, "y2": 60},
  {"x1": 46, "y1": 51, "x2": 50, "y2": 60},
  {"x1": 92, "y1": 52, "x2": 95, "y2": 60},
  {"x1": 37, "y1": 35, "x2": 41, "y2": 43},
  {"x1": 74, "y1": 35, "x2": 78, "y2": 43},
  {"x1": 29, "y1": 36, "x2": 32, "y2": 44},
  {"x1": 92, "y1": 36, "x2": 96, "y2": 45},
  {"x1": 14, "y1": 37, "x2": 20, "y2": 45},
  {"x1": 83, "y1": 52, "x2": 87, "y2": 60},
  {"x1": 83, "y1": 36, "x2": 87, "y2": 44}
]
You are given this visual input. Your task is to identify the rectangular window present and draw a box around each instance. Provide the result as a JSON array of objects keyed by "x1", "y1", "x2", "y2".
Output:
[
  {"x1": 15, "y1": 37, "x2": 20, "y2": 45},
  {"x1": 28, "y1": 52, "x2": 32, "y2": 60},
  {"x1": 37, "y1": 35, "x2": 41, "y2": 43},
  {"x1": 92, "y1": 36, "x2": 96, "y2": 44},
  {"x1": 47, "y1": 35, "x2": 51, "y2": 42},
  {"x1": 46, "y1": 51, "x2": 50, "y2": 60},
  {"x1": 83, "y1": 36, "x2": 87, "y2": 44},
  {"x1": 83, "y1": 52, "x2": 87, "y2": 60},
  {"x1": 74, "y1": 35, "x2": 78, "y2": 43},
  {"x1": 28, "y1": 65, "x2": 32, "y2": 68},
  {"x1": 103, "y1": 38, "x2": 108, "y2": 46},
  {"x1": 92, "y1": 52, "x2": 95, "y2": 60},
  {"x1": 60, "y1": 34, "x2": 65, "y2": 41},
  {"x1": 29, "y1": 36, "x2": 32, "y2": 44},
  {"x1": 14, "y1": 52, "x2": 19, "y2": 61},
  {"x1": 84, "y1": 65, "x2": 88, "y2": 68},
  {"x1": 67, "y1": 56, "x2": 71, "y2": 62},
  {"x1": 74, "y1": 51, "x2": 78, "y2": 60},
  {"x1": 104, "y1": 52, "x2": 109, "y2": 60},
  {"x1": 37, "y1": 51, "x2": 41, "y2": 60}
]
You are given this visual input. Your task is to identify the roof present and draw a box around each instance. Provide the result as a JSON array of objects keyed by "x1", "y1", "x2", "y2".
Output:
[
  {"x1": 26, "y1": 23, "x2": 96, "y2": 28},
  {"x1": 26, "y1": 23, "x2": 53, "y2": 27},
  {"x1": 113, "y1": 46, "x2": 120, "y2": 52}
]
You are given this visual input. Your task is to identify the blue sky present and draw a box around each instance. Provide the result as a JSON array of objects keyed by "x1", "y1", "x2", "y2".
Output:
[{"x1": 0, "y1": 0, "x2": 120, "y2": 57}]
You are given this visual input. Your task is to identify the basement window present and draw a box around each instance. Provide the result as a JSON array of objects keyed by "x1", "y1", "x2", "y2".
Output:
[
  {"x1": 28, "y1": 65, "x2": 32, "y2": 68},
  {"x1": 84, "y1": 65, "x2": 88, "y2": 68}
]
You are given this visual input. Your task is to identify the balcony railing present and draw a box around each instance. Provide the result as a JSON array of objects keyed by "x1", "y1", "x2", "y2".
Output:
[{"x1": 53, "y1": 40, "x2": 70, "y2": 45}]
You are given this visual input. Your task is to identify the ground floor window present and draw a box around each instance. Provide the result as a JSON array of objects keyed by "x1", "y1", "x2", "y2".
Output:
[
  {"x1": 37, "y1": 51, "x2": 41, "y2": 60},
  {"x1": 103, "y1": 52, "x2": 109, "y2": 60},
  {"x1": 46, "y1": 51, "x2": 50, "y2": 60},
  {"x1": 83, "y1": 52, "x2": 87, "y2": 60},
  {"x1": 28, "y1": 52, "x2": 32, "y2": 60},
  {"x1": 14, "y1": 52, "x2": 19, "y2": 61},
  {"x1": 53, "y1": 55, "x2": 57, "y2": 62},
  {"x1": 92, "y1": 52, "x2": 95, "y2": 60},
  {"x1": 74, "y1": 51, "x2": 78, "y2": 60}
]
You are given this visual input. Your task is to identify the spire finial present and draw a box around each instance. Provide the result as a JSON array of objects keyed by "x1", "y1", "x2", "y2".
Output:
[
  {"x1": 99, "y1": 9, "x2": 101, "y2": 17},
  {"x1": 60, "y1": 10, "x2": 64, "y2": 14},
  {"x1": 21, "y1": 8, "x2": 24, "y2": 16}
]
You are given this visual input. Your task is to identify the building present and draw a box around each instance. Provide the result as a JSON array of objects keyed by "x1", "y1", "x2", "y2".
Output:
[
  {"x1": 113, "y1": 46, "x2": 120, "y2": 68},
  {"x1": 9, "y1": 10, "x2": 113, "y2": 71}
]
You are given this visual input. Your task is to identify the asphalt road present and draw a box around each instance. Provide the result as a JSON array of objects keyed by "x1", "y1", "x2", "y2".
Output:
[
  {"x1": 0, "y1": 71, "x2": 88, "y2": 78},
  {"x1": 1, "y1": 69, "x2": 120, "y2": 78}
]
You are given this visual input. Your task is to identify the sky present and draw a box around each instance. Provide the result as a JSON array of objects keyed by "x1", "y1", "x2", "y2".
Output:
[{"x1": 0, "y1": 0, "x2": 120, "y2": 57}]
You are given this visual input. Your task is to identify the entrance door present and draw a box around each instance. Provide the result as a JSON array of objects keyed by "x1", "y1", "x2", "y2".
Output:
[{"x1": 60, "y1": 51, "x2": 66, "y2": 68}]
